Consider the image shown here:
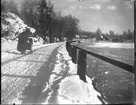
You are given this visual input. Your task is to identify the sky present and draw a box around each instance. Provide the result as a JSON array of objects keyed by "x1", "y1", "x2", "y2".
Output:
[{"x1": 49, "y1": 0, "x2": 134, "y2": 34}]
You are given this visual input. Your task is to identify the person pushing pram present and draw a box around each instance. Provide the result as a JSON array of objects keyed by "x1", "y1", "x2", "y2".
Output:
[{"x1": 16, "y1": 27, "x2": 35, "y2": 54}]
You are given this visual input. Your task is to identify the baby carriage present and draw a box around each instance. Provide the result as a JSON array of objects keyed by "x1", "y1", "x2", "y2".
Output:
[
  {"x1": 26, "y1": 37, "x2": 33, "y2": 53},
  {"x1": 17, "y1": 32, "x2": 33, "y2": 54}
]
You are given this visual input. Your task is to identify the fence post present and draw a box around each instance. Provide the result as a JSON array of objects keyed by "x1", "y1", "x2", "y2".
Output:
[
  {"x1": 77, "y1": 50, "x2": 87, "y2": 82},
  {"x1": 72, "y1": 46, "x2": 77, "y2": 64},
  {"x1": 66, "y1": 41, "x2": 72, "y2": 57}
]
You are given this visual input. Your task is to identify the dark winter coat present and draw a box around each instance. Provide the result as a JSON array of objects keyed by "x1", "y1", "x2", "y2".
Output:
[{"x1": 17, "y1": 30, "x2": 29, "y2": 52}]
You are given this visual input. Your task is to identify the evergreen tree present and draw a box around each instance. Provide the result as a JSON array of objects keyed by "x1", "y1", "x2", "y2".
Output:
[{"x1": 36, "y1": 0, "x2": 54, "y2": 43}]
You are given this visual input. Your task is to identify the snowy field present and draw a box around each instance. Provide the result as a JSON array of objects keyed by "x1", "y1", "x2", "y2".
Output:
[{"x1": 86, "y1": 42, "x2": 134, "y2": 49}]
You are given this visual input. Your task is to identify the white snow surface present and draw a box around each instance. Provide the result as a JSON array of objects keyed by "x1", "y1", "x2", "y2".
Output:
[
  {"x1": 2, "y1": 12, "x2": 26, "y2": 36},
  {"x1": 42, "y1": 43, "x2": 103, "y2": 104},
  {"x1": 2, "y1": 41, "x2": 104, "y2": 104},
  {"x1": 1, "y1": 42, "x2": 57, "y2": 63},
  {"x1": 57, "y1": 75, "x2": 102, "y2": 104},
  {"x1": 86, "y1": 42, "x2": 134, "y2": 48},
  {"x1": 2, "y1": 12, "x2": 35, "y2": 39},
  {"x1": 1, "y1": 42, "x2": 61, "y2": 104}
]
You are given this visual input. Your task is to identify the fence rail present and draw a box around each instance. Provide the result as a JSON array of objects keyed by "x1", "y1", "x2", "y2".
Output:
[{"x1": 66, "y1": 41, "x2": 134, "y2": 82}]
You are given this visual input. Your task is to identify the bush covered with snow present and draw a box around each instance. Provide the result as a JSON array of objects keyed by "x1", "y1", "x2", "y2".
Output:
[
  {"x1": 2, "y1": 12, "x2": 26, "y2": 38},
  {"x1": 1, "y1": 12, "x2": 38, "y2": 51},
  {"x1": 1, "y1": 12, "x2": 35, "y2": 40}
]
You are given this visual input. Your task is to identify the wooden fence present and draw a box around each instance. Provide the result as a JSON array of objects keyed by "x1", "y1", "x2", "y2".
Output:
[{"x1": 66, "y1": 41, "x2": 134, "y2": 82}]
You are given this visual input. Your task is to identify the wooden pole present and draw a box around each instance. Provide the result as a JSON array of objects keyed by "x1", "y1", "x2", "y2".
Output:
[
  {"x1": 72, "y1": 46, "x2": 77, "y2": 64},
  {"x1": 77, "y1": 50, "x2": 87, "y2": 82},
  {"x1": 66, "y1": 41, "x2": 72, "y2": 57}
]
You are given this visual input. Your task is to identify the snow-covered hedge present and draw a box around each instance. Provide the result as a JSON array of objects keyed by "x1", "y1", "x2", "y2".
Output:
[
  {"x1": 1, "y1": 12, "x2": 37, "y2": 52},
  {"x1": 1, "y1": 12, "x2": 35, "y2": 39}
]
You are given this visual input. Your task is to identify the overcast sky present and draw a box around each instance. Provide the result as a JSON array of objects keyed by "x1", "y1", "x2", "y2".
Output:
[{"x1": 50, "y1": 0, "x2": 134, "y2": 34}]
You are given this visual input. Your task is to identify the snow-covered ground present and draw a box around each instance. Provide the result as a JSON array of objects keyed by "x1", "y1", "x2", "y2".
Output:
[
  {"x1": 1, "y1": 42, "x2": 106, "y2": 104},
  {"x1": 1, "y1": 39, "x2": 55, "y2": 63},
  {"x1": 2, "y1": 40, "x2": 110, "y2": 104},
  {"x1": 80, "y1": 42, "x2": 134, "y2": 66},
  {"x1": 1, "y1": 42, "x2": 61, "y2": 104},
  {"x1": 86, "y1": 42, "x2": 134, "y2": 49},
  {"x1": 2, "y1": 12, "x2": 106, "y2": 104},
  {"x1": 41, "y1": 43, "x2": 104, "y2": 104},
  {"x1": 1, "y1": 39, "x2": 18, "y2": 52}
]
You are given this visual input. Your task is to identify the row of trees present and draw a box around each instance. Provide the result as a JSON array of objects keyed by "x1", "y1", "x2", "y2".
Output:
[
  {"x1": 1, "y1": 0, "x2": 133, "y2": 43},
  {"x1": 78, "y1": 28, "x2": 134, "y2": 42},
  {"x1": 1, "y1": 0, "x2": 79, "y2": 42}
]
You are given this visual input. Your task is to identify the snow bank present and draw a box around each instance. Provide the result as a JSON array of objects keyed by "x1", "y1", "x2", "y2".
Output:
[
  {"x1": 58, "y1": 75, "x2": 102, "y2": 104},
  {"x1": 1, "y1": 39, "x2": 18, "y2": 52},
  {"x1": 57, "y1": 43, "x2": 102, "y2": 104},
  {"x1": 42, "y1": 43, "x2": 103, "y2": 104}
]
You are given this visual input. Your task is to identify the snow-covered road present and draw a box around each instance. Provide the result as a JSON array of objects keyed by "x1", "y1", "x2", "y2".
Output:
[
  {"x1": 2, "y1": 42, "x2": 103, "y2": 104},
  {"x1": 1, "y1": 42, "x2": 61, "y2": 104}
]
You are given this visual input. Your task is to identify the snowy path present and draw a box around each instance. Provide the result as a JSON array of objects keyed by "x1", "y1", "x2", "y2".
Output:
[
  {"x1": 41, "y1": 43, "x2": 103, "y2": 104},
  {"x1": 2, "y1": 42, "x2": 103, "y2": 104},
  {"x1": 1, "y1": 43, "x2": 62, "y2": 104}
]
